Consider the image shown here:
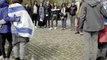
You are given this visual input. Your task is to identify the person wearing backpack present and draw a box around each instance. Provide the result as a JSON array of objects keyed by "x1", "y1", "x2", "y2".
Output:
[{"x1": 79, "y1": 0, "x2": 107, "y2": 60}]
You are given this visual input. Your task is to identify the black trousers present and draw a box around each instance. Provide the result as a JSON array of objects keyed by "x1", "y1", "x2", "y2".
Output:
[
  {"x1": 32, "y1": 14, "x2": 38, "y2": 26},
  {"x1": 98, "y1": 43, "x2": 107, "y2": 58},
  {"x1": 0, "y1": 33, "x2": 13, "y2": 58},
  {"x1": 44, "y1": 16, "x2": 50, "y2": 28}
]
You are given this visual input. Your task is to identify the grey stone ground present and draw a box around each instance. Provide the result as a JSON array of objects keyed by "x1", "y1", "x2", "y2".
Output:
[{"x1": 25, "y1": 20, "x2": 84, "y2": 60}]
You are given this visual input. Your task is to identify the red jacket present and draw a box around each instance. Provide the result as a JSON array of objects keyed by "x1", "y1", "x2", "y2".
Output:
[{"x1": 98, "y1": 25, "x2": 107, "y2": 43}]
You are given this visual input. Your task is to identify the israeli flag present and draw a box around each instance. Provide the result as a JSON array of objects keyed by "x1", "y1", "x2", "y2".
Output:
[{"x1": 8, "y1": 3, "x2": 35, "y2": 38}]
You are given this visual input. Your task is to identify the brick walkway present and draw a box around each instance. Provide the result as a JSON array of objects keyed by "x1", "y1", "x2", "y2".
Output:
[{"x1": 26, "y1": 27, "x2": 84, "y2": 60}]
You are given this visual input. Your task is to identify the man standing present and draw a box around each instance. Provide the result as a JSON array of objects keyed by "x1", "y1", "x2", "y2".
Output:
[{"x1": 79, "y1": 0, "x2": 107, "y2": 60}]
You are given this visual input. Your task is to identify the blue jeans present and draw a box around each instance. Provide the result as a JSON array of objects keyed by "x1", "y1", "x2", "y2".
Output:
[
  {"x1": 62, "y1": 17, "x2": 67, "y2": 28},
  {"x1": 71, "y1": 16, "x2": 76, "y2": 30}
]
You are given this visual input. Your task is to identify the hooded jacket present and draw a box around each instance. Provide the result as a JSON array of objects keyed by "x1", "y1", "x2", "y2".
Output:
[
  {"x1": 79, "y1": 0, "x2": 107, "y2": 32},
  {"x1": 0, "y1": 0, "x2": 15, "y2": 33}
]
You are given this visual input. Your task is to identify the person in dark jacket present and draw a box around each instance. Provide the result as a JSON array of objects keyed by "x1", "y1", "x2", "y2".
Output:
[
  {"x1": 70, "y1": 2, "x2": 77, "y2": 31},
  {"x1": 49, "y1": 3, "x2": 59, "y2": 30},
  {"x1": 32, "y1": 1, "x2": 39, "y2": 28},
  {"x1": 44, "y1": 1, "x2": 51, "y2": 28},
  {"x1": 79, "y1": 0, "x2": 107, "y2": 60}
]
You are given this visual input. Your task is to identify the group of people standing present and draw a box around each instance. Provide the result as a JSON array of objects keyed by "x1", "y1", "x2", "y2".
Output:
[
  {"x1": 30, "y1": 0, "x2": 107, "y2": 60},
  {"x1": 1, "y1": 0, "x2": 107, "y2": 60},
  {"x1": 28, "y1": 1, "x2": 79, "y2": 31}
]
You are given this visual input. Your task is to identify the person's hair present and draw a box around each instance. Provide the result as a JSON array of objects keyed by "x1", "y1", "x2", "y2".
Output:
[
  {"x1": 61, "y1": 3, "x2": 66, "y2": 8},
  {"x1": 53, "y1": 3, "x2": 57, "y2": 7},
  {"x1": 12, "y1": 0, "x2": 23, "y2": 3}
]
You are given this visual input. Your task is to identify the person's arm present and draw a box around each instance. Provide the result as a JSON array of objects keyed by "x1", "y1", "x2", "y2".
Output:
[
  {"x1": 4, "y1": 15, "x2": 20, "y2": 22},
  {"x1": 0, "y1": 19, "x2": 6, "y2": 24},
  {"x1": 0, "y1": 15, "x2": 20, "y2": 25},
  {"x1": 100, "y1": 3, "x2": 107, "y2": 18},
  {"x1": 79, "y1": 2, "x2": 87, "y2": 30},
  {"x1": 3, "y1": 7, "x2": 20, "y2": 22},
  {"x1": 75, "y1": 5, "x2": 77, "y2": 11}
]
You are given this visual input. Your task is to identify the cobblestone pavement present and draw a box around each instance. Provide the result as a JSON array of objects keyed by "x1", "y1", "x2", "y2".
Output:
[{"x1": 26, "y1": 21, "x2": 84, "y2": 60}]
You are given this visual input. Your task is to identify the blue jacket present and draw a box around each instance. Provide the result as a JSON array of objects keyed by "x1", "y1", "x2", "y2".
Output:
[
  {"x1": 0, "y1": 1, "x2": 15, "y2": 33},
  {"x1": 39, "y1": 6, "x2": 44, "y2": 20}
]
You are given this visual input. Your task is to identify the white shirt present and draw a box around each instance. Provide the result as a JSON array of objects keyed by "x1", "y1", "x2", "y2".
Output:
[
  {"x1": 61, "y1": 7, "x2": 66, "y2": 15},
  {"x1": 33, "y1": 5, "x2": 38, "y2": 14}
]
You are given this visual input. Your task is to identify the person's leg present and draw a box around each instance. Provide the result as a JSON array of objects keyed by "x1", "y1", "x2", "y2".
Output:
[
  {"x1": 75, "y1": 17, "x2": 80, "y2": 34},
  {"x1": 35, "y1": 14, "x2": 38, "y2": 26},
  {"x1": 51, "y1": 16, "x2": 54, "y2": 28},
  {"x1": 19, "y1": 42, "x2": 26, "y2": 60},
  {"x1": 6, "y1": 33, "x2": 13, "y2": 58},
  {"x1": 0, "y1": 34, "x2": 6, "y2": 58},
  {"x1": 55, "y1": 16, "x2": 58, "y2": 28},
  {"x1": 101, "y1": 43, "x2": 107, "y2": 58},
  {"x1": 83, "y1": 31, "x2": 91, "y2": 60},
  {"x1": 91, "y1": 32, "x2": 99, "y2": 60},
  {"x1": 47, "y1": 16, "x2": 50, "y2": 28},
  {"x1": 71, "y1": 16, "x2": 73, "y2": 30},
  {"x1": 13, "y1": 44, "x2": 20, "y2": 60},
  {"x1": 71, "y1": 16, "x2": 76, "y2": 30},
  {"x1": 19, "y1": 37, "x2": 29, "y2": 60},
  {"x1": 12, "y1": 35, "x2": 20, "y2": 60},
  {"x1": 64, "y1": 17, "x2": 67, "y2": 29},
  {"x1": 32, "y1": 14, "x2": 35, "y2": 23},
  {"x1": 62, "y1": 19, "x2": 64, "y2": 29},
  {"x1": 44, "y1": 16, "x2": 47, "y2": 28}
]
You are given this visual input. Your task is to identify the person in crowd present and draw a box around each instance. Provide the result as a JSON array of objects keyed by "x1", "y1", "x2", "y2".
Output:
[
  {"x1": 70, "y1": 2, "x2": 77, "y2": 31},
  {"x1": 38, "y1": 2, "x2": 45, "y2": 28},
  {"x1": 61, "y1": 3, "x2": 67, "y2": 30},
  {"x1": 66, "y1": 2, "x2": 71, "y2": 19},
  {"x1": 66, "y1": 3, "x2": 71, "y2": 13},
  {"x1": 0, "y1": 0, "x2": 34, "y2": 60},
  {"x1": 75, "y1": 0, "x2": 83, "y2": 34},
  {"x1": 32, "y1": 1, "x2": 39, "y2": 28},
  {"x1": 25, "y1": 4, "x2": 32, "y2": 16},
  {"x1": 44, "y1": 1, "x2": 51, "y2": 28},
  {"x1": 49, "y1": 3, "x2": 59, "y2": 30},
  {"x1": 0, "y1": 0, "x2": 17, "y2": 60},
  {"x1": 97, "y1": 3, "x2": 107, "y2": 60},
  {"x1": 79, "y1": 0, "x2": 107, "y2": 60}
]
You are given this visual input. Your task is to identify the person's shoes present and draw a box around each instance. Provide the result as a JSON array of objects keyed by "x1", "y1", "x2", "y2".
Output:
[
  {"x1": 35, "y1": 26, "x2": 37, "y2": 29},
  {"x1": 80, "y1": 32, "x2": 83, "y2": 36},
  {"x1": 49, "y1": 27, "x2": 53, "y2": 30},
  {"x1": 96, "y1": 57, "x2": 105, "y2": 60},
  {"x1": 61, "y1": 28, "x2": 64, "y2": 30},
  {"x1": 54, "y1": 27, "x2": 57, "y2": 29},
  {"x1": 0, "y1": 56, "x2": 3, "y2": 59},
  {"x1": 75, "y1": 32, "x2": 80, "y2": 34}
]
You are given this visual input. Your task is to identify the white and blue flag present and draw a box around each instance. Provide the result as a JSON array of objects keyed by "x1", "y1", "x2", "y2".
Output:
[{"x1": 8, "y1": 3, "x2": 35, "y2": 38}]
